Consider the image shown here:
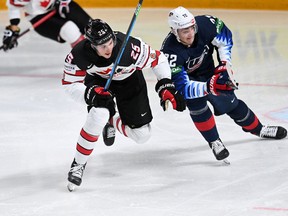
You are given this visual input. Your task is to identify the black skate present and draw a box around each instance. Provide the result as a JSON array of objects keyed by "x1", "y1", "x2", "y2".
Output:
[
  {"x1": 102, "y1": 123, "x2": 116, "y2": 146},
  {"x1": 209, "y1": 139, "x2": 230, "y2": 164},
  {"x1": 259, "y1": 125, "x2": 287, "y2": 139},
  {"x1": 67, "y1": 159, "x2": 86, "y2": 192}
]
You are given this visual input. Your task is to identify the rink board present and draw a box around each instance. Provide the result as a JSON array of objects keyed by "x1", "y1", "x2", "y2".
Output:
[{"x1": 0, "y1": 0, "x2": 288, "y2": 10}]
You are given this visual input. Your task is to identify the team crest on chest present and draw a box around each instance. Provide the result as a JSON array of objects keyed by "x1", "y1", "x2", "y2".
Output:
[{"x1": 186, "y1": 45, "x2": 209, "y2": 73}]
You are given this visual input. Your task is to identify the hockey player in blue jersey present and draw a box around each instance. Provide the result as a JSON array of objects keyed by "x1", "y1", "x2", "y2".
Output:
[{"x1": 161, "y1": 6, "x2": 287, "y2": 162}]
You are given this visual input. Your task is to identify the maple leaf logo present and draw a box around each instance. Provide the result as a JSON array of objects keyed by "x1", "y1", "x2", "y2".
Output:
[
  {"x1": 98, "y1": 68, "x2": 112, "y2": 75},
  {"x1": 40, "y1": 0, "x2": 50, "y2": 8}
]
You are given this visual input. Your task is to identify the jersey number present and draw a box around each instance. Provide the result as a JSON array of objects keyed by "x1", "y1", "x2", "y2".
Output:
[
  {"x1": 131, "y1": 43, "x2": 140, "y2": 60},
  {"x1": 165, "y1": 54, "x2": 177, "y2": 67},
  {"x1": 66, "y1": 53, "x2": 74, "y2": 64}
]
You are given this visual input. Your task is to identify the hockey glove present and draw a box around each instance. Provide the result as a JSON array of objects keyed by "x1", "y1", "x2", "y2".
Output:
[
  {"x1": 84, "y1": 85, "x2": 116, "y2": 117},
  {"x1": 155, "y1": 78, "x2": 186, "y2": 111},
  {"x1": 215, "y1": 61, "x2": 239, "y2": 89},
  {"x1": 2, "y1": 25, "x2": 20, "y2": 52},
  {"x1": 214, "y1": 61, "x2": 228, "y2": 74},
  {"x1": 55, "y1": 0, "x2": 71, "y2": 18},
  {"x1": 207, "y1": 72, "x2": 234, "y2": 96}
]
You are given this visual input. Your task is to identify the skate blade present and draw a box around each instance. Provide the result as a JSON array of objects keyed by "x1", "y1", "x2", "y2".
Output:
[
  {"x1": 67, "y1": 182, "x2": 77, "y2": 192},
  {"x1": 164, "y1": 100, "x2": 170, "y2": 110},
  {"x1": 223, "y1": 159, "x2": 231, "y2": 165}
]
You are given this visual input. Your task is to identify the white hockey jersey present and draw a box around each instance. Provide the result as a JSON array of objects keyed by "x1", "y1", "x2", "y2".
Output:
[
  {"x1": 7, "y1": 0, "x2": 56, "y2": 20},
  {"x1": 62, "y1": 32, "x2": 172, "y2": 105}
]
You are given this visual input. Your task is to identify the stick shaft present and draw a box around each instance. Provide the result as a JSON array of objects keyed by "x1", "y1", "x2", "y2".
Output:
[
  {"x1": 226, "y1": 63, "x2": 239, "y2": 90},
  {"x1": 104, "y1": 0, "x2": 144, "y2": 91},
  {"x1": 0, "y1": 9, "x2": 56, "y2": 50},
  {"x1": 19, "y1": 9, "x2": 57, "y2": 38}
]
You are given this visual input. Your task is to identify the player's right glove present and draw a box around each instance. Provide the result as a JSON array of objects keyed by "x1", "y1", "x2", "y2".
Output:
[
  {"x1": 84, "y1": 85, "x2": 116, "y2": 117},
  {"x1": 155, "y1": 78, "x2": 186, "y2": 111},
  {"x1": 2, "y1": 25, "x2": 20, "y2": 51},
  {"x1": 206, "y1": 72, "x2": 234, "y2": 96}
]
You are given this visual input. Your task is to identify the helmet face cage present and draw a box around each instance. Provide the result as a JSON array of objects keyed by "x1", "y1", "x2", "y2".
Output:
[
  {"x1": 168, "y1": 7, "x2": 197, "y2": 40},
  {"x1": 85, "y1": 19, "x2": 116, "y2": 46}
]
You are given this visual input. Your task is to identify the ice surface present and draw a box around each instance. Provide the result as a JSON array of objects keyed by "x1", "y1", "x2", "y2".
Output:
[{"x1": 0, "y1": 8, "x2": 287, "y2": 216}]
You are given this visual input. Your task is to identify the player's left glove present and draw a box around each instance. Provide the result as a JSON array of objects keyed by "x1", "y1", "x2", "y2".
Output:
[
  {"x1": 215, "y1": 61, "x2": 239, "y2": 89},
  {"x1": 206, "y1": 71, "x2": 234, "y2": 96},
  {"x1": 2, "y1": 25, "x2": 20, "y2": 52},
  {"x1": 155, "y1": 78, "x2": 186, "y2": 111},
  {"x1": 55, "y1": 0, "x2": 71, "y2": 18}
]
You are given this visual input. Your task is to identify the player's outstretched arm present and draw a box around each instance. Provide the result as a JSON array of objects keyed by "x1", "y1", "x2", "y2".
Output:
[{"x1": 2, "y1": 25, "x2": 20, "y2": 51}]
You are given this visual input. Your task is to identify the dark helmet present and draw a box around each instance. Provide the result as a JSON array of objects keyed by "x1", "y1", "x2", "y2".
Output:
[{"x1": 85, "y1": 19, "x2": 116, "y2": 46}]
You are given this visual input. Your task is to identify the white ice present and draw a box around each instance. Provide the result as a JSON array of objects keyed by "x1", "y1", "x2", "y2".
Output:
[{"x1": 0, "y1": 8, "x2": 288, "y2": 216}]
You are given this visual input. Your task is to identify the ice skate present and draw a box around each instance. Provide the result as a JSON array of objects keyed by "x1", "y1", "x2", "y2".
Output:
[
  {"x1": 209, "y1": 139, "x2": 230, "y2": 164},
  {"x1": 67, "y1": 159, "x2": 86, "y2": 192},
  {"x1": 102, "y1": 123, "x2": 116, "y2": 146},
  {"x1": 259, "y1": 125, "x2": 287, "y2": 140}
]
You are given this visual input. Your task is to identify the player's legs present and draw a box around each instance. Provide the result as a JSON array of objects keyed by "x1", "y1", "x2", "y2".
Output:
[
  {"x1": 65, "y1": 1, "x2": 91, "y2": 35},
  {"x1": 74, "y1": 107, "x2": 109, "y2": 164},
  {"x1": 227, "y1": 99, "x2": 287, "y2": 139},
  {"x1": 108, "y1": 71, "x2": 153, "y2": 144},
  {"x1": 187, "y1": 96, "x2": 219, "y2": 143},
  {"x1": 209, "y1": 92, "x2": 286, "y2": 139},
  {"x1": 59, "y1": 21, "x2": 85, "y2": 47},
  {"x1": 109, "y1": 113, "x2": 152, "y2": 144},
  {"x1": 30, "y1": 8, "x2": 88, "y2": 47},
  {"x1": 186, "y1": 96, "x2": 229, "y2": 161},
  {"x1": 67, "y1": 107, "x2": 109, "y2": 191},
  {"x1": 226, "y1": 99, "x2": 262, "y2": 134}
]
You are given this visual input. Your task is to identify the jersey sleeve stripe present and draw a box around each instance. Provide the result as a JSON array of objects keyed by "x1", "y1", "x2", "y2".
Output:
[
  {"x1": 151, "y1": 50, "x2": 161, "y2": 68},
  {"x1": 64, "y1": 69, "x2": 86, "y2": 76}
]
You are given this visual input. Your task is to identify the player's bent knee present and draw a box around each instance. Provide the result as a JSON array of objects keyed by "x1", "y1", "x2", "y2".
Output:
[
  {"x1": 85, "y1": 107, "x2": 110, "y2": 135},
  {"x1": 59, "y1": 21, "x2": 82, "y2": 44},
  {"x1": 129, "y1": 124, "x2": 152, "y2": 144},
  {"x1": 88, "y1": 107, "x2": 109, "y2": 123}
]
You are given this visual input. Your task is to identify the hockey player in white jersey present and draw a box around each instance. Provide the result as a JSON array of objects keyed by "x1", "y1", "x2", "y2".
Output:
[
  {"x1": 2, "y1": 0, "x2": 91, "y2": 51},
  {"x1": 62, "y1": 19, "x2": 235, "y2": 191}
]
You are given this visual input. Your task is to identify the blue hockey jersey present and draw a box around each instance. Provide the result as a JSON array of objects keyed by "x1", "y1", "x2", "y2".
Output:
[{"x1": 161, "y1": 15, "x2": 233, "y2": 99}]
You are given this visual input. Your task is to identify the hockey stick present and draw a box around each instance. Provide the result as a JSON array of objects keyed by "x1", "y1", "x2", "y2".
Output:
[
  {"x1": 0, "y1": 9, "x2": 57, "y2": 51},
  {"x1": 104, "y1": 0, "x2": 144, "y2": 91},
  {"x1": 226, "y1": 63, "x2": 239, "y2": 90}
]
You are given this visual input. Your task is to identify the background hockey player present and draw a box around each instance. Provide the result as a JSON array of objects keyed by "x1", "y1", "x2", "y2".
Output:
[
  {"x1": 2, "y1": 0, "x2": 91, "y2": 51},
  {"x1": 160, "y1": 6, "x2": 287, "y2": 163},
  {"x1": 62, "y1": 19, "x2": 233, "y2": 191}
]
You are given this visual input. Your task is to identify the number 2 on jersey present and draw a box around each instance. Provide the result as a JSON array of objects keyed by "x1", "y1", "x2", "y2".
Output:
[{"x1": 165, "y1": 54, "x2": 177, "y2": 67}]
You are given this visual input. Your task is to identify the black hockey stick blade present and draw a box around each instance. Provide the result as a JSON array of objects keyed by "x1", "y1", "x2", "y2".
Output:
[{"x1": 104, "y1": 0, "x2": 144, "y2": 91}]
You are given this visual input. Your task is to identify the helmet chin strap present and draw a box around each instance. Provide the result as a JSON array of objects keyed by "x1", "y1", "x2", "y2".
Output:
[{"x1": 171, "y1": 28, "x2": 181, "y2": 42}]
